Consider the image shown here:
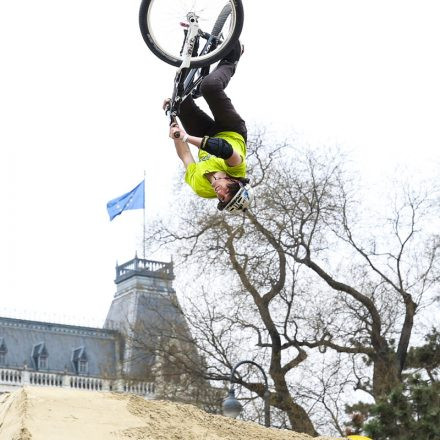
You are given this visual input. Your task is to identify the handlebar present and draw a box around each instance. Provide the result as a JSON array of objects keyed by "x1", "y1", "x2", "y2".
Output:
[{"x1": 168, "y1": 113, "x2": 181, "y2": 139}]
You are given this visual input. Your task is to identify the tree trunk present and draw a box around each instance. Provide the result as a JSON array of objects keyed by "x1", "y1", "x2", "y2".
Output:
[
  {"x1": 372, "y1": 353, "x2": 401, "y2": 398},
  {"x1": 270, "y1": 374, "x2": 319, "y2": 436},
  {"x1": 285, "y1": 399, "x2": 319, "y2": 436}
]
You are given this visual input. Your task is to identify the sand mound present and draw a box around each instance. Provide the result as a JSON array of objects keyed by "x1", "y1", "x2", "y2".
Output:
[{"x1": 0, "y1": 387, "x2": 340, "y2": 440}]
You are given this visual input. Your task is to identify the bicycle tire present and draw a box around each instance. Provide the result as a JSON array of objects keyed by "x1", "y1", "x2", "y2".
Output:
[
  {"x1": 211, "y1": 4, "x2": 233, "y2": 38},
  {"x1": 139, "y1": 0, "x2": 244, "y2": 68}
]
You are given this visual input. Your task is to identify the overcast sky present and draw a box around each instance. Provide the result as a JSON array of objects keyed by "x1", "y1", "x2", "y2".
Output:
[{"x1": 1, "y1": 0, "x2": 439, "y2": 326}]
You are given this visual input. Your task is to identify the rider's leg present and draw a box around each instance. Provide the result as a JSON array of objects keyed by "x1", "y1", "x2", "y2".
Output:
[
  {"x1": 179, "y1": 96, "x2": 215, "y2": 138},
  {"x1": 217, "y1": 39, "x2": 243, "y2": 72},
  {"x1": 199, "y1": 41, "x2": 247, "y2": 141}
]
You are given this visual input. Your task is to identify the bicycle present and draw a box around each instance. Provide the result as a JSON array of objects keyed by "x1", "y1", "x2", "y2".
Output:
[{"x1": 139, "y1": 0, "x2": 244, "y2": 134}]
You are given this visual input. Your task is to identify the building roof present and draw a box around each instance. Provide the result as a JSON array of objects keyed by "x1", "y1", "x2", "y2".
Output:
[{"x1": 0, "y1": 317, "x2": 120, "y2": 377}]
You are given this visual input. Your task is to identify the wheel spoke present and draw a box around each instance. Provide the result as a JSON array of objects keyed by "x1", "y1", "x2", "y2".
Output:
[{"x1": 140, "y1": 0, "x2": 243, "y2": 67}]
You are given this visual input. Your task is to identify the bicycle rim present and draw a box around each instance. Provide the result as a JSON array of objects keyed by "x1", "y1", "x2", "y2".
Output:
[{"x1": 140, "y1": 0, "x2": 243, "y2": 67}]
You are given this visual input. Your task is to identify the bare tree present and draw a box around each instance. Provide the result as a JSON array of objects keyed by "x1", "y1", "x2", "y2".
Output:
[
  {"x1": 113, "y1": 287, "x2": 225, "y2": 412},
  {"x1": 143, "y1": 133, "x2": 439, "y2": 435},
  {"x1": 287, "y1": 170, "x2": 440, "y2": 398}
]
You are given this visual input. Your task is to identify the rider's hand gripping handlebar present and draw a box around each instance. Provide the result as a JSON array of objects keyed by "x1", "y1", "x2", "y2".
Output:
[{"x1": 170, "y1": 118, "x2": 181, "y2": 139}]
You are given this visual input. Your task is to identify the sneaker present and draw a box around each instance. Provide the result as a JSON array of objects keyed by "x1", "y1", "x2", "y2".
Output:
[{"x1": 218, "y1": 40, "x2": 244, "y2": 68}]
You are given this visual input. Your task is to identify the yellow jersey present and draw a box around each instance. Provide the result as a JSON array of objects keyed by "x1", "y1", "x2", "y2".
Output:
[{"x1": 184, "y1": 131, "x2": 246, "y2": 198}]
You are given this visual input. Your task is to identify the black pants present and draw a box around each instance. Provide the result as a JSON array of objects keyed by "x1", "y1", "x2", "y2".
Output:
[{"x1": 179, "y1": 63, "x2": 247, "y2": 142}]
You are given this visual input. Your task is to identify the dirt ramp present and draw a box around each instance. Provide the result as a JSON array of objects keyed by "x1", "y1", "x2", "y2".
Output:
[
  {"x1": 0, "y1": 387, "x2": 340, "y2": 440},
  {"x1": 0, "y1": 389, "x2": 31, "y2": 440}
]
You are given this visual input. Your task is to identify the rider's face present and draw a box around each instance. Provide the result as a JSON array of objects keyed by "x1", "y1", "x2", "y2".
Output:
[{"x1": 212, "y1": 178, "x2": 232, "y2": 203}]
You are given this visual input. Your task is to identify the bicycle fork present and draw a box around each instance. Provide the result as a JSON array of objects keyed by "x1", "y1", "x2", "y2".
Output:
[
  {"x1": 165, "y1": 12, "x2": 200, "y2": 138},
  {"x1": 180, "y1": 12, "x2": 200, "y2": 69}
]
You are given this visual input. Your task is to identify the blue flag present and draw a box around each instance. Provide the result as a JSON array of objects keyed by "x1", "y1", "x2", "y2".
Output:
[{"x1": 106, "y1": 180, "x2": 145, "y2": 221}]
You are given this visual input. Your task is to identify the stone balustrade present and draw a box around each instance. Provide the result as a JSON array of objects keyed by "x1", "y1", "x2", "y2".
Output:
[
  {"x1": 0, "y1": 368, "x2": 22, "y2": 385},
  {"x1": 116, "y1": 257, "x2": 174, "y2": 283},
  {"x1": 0, "y1": 367, "x2": 155, "y2": 398},
  {"x1": 123, "y1": 381, "x2": 155, "y2": 395}
]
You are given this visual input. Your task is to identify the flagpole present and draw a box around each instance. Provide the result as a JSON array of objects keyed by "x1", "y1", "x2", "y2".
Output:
[{"x1": 143, "y1": 170, "x2": 146, "y2": 260}]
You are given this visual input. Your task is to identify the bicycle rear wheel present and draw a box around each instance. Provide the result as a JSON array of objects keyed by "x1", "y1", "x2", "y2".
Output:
[{"x1": 139, "y1": 0, "x2": 244, "y2": 68}]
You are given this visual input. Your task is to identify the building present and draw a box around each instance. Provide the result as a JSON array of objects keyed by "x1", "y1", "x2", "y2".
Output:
[{"x1": 0, "y1": 256, "x2": 181, "y2": 398}]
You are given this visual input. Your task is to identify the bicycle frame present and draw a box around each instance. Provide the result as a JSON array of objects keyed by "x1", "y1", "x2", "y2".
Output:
[{"x1": 165, "y1": 12, "x2": 221, "y2": 130}]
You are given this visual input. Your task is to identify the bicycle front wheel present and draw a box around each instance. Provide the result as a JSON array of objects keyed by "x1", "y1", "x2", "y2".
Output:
[{"x1": 139, "y1": 0, "x2": 244, "y2": 68}]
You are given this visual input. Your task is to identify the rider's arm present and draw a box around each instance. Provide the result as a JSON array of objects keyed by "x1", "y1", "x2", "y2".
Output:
[
  {"x1": 169, "y1": 122, "x2": 242, "y2": 167},
  {"x1": 173, "y1": 138, "x2": 195, "y2": 169},
  {"x1": 182, "y1": 133, "x2": 242, "y2": 167},
  {"x1": 169, "y1": 124, "x2": 195, "y2": 168}
]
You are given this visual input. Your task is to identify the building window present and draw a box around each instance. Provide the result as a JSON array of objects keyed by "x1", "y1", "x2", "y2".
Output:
[
  {"x1": 72, "y1": 346, "x2": 88, "y2": 375},
  {"x1": 32, "y1": 342, "x2": 48, "y2": 371},
  {"x1": 38, "y1": 356, "x2": 48, "y2": 370},
  {"x1": 79, "y1": 360, "x2": 88, "y2": 374},
  {"x1": 0, "y1": 337, "x2": 7, "y2": 366}
]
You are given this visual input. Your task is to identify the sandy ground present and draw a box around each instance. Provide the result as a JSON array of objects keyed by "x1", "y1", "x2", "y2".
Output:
[{"x1": 0, "y1": 387, "x2": 341, "y2": 440}]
